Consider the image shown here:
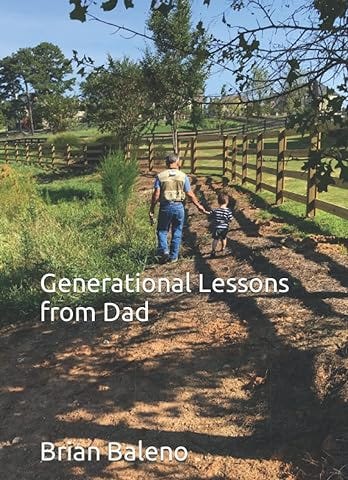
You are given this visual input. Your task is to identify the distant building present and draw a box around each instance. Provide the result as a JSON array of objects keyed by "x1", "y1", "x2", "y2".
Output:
[{"x1": 206, "y1": 93, "x2": 247, "y2": 117}]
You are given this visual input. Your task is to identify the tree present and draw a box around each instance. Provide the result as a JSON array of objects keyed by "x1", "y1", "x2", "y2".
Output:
[
  {"x1": 35, "y1": 94, "x2": 80, "y2": 132},
  {"x1": 207, "y1": 0, "x2": 348, "y2": 186},
  {"x1": 70, "y1": 0, "x2": 347, "y2": 187},
  {"x1": 245, "y1": 67, "x2": 272, "y2": 117},
  {"x1": 280, "y1": 75, "x2": 309, "y2": 116},
  {"x1": 0, "y1": 43, "x2": 74, "y2": 133},
  {"x1": 190, "y1": 102, "x2": 205, "y2": 132},
  {"x1": 82, "y1": 57, "x2": 152, "y2": 147},
  {"x1": 141, "y1": 0, "x2": 208, "y2": 152}
]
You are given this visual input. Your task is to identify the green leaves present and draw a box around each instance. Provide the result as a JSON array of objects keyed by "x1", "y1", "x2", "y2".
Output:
[
  {"x1": 238, "y1": 34, "x2": 259, "y2": 59},
  {"x1": 124, "y1": 0, "x2": 134, "y2": 7},
  {"x1": 69, "y1": 0, "x2": 88, "y2": 22},
  {"x1": 0, "y1": 42, "x2": 75, "y2": 133},
  {"x1": 196, "y1": 21, "x2": 205, "y2": 35},
  {"x1": 286, "y1": 59, "x2": 300, "y2": 85},
  {"x1": 72, "y1": 0, "x2": 134, "y2": 18},
  {"x1": 314, "y1": 0, "x2": 347, "y2": 29},
  {"x1": 82, "y1": 57, "x2": 152, "y2": 143},
  {"x1": 288, "y1": 59, "x2": 300, "y2": 70},
  {"x1": 101, "y1": 0, "x2": 118, "y2": 11},
  {"x1": 156, "y1": 3, "x2": 173, "y2": 16},
  {"x1": 249, "y1": 39, "x2": 259, "y2": 51}
]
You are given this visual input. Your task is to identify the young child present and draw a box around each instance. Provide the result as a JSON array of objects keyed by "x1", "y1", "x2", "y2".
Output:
[{"x1": 209, "y1": 193, "x2": 233, "y2": 258}]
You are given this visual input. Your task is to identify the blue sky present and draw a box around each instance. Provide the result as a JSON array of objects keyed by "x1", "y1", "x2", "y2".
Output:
[
  {"x1": 0, "y1": 0, "x2": 312, "y2": 94},
  {"x1": 0, "y1": 0, "x2": 261, "y2": 94}
]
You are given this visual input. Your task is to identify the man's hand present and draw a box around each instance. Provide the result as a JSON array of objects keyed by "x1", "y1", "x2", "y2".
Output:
[{"x1": 197, "y1": 204, "x2": 210, "y2": 215}]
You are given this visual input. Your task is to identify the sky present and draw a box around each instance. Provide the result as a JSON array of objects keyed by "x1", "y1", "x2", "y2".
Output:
[
  {"x1": 0, "y1": 0, "x2": 262, "y2": 94},
  {"x1": 0, "y1": 0, "x2": 319, "y2": 95}
]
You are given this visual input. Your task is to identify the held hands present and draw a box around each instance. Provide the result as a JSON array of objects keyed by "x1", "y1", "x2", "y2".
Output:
[{"x1": 198, "y1": 204, "x2": 210, "y2": 215}]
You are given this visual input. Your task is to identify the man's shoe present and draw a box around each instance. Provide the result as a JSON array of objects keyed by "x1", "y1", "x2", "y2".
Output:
[
  {"x1": 159, "y1": 254, "x2": 170, "y2": 264},
  {"x1": 169, "y1": 257, "x2": 178, "y2": 263}
]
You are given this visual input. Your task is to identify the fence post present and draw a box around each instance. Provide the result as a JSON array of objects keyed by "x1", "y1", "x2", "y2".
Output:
[
  {"x1": 191, "y1": 134, "x2": 197, "y2": 174},
  {"x1": 306, "y1": 131, "x2": 321, "y2": 217},
  {"x1": 38, "y1": 143, "x2": 43, "y2": 165},
  {"x1": 242, "y1": 134, "x2": 248, "y2": 184},
  {"x1": 231, "y1": 135, "x2": 237, "y2": 182},
  {"x1": 51, "y1": 144, "x2": 55, "y2": 166},
  {"x1": 4, "y1": 142, "x2": 9, "y2": 163},
  {"x1": 256, "y1": 132, "x2": 263, "y2": 192},
  {"x1": 15, "y1": 142, "x2": 19, "y2": 162},
  {"x1": 177, "y1": 137, "x2": 181, "y2": 161},
  {"x1": 65, "y1": 144, "x2": 71, "y2": 165},
  {"x1": 83, "y1": 144, "x2": 88, "y2": 164},
  {"x1": 276, "y1": 129, "x2": 286, "y2": 205},
  {"x1": 10, "y1": 142, "x2": 14, "y2": 163},
  {"x1": 103, "y1": 144, "x2": 108, "y2": 158},
  {"x1": 25, "y1": 142, "x2": 30, "y2": 164},
  {"x1": 148, "y1": 137, "x2": 154, "y2": 172},
  {"x1": 222, "y1": 135, "x2": 228, "y2": 176}
]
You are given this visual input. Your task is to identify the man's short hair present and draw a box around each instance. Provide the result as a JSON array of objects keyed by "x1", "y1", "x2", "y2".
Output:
[{"x1": 165, "y1": 153, "x2": 179, "y2": 165}]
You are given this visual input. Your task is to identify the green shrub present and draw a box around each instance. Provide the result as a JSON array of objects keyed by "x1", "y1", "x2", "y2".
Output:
[
  {"x1": 47, "y1": 132, "x2": 83, "y2": 150},
  {"x1": 100, "y1": 151, "x2": 139, "y2": 220},
  {"x1": 95, "y1": 134, "x2": 120, "y2": 147}
]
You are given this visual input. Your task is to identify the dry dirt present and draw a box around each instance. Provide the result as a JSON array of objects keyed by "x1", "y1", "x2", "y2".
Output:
[{"x1": 0, "y1": 174, "x2": 347, "y2": 480}]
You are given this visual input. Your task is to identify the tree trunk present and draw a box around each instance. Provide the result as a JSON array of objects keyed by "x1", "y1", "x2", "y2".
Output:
[{"x1": 172, "y1": 111, "x2": 178, "y2": 154}]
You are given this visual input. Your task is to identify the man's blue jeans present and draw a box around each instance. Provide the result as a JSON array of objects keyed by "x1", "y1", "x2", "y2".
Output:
[{"x1": 157, "y1": 202, "x2": 185, "y2": 260}]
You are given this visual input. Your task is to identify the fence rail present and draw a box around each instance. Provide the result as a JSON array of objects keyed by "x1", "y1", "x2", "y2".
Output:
[{"x1": 0, "y1": 128, "x2": 347, "y2": 220}]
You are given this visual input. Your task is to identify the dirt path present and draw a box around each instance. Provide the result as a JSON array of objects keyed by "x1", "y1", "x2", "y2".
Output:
[{"x1": 0, "y1": 174, "x2": 347, "y2": 480}]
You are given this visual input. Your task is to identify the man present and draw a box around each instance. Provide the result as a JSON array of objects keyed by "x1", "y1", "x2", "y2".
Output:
[{"x1": 149, "y1": 153, "x2": 207, "y2": 263}]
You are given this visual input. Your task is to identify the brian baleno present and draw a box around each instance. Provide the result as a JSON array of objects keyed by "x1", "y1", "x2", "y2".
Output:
[{"x1": 41, "y1": 441, "x2": 188, "y2": 463}]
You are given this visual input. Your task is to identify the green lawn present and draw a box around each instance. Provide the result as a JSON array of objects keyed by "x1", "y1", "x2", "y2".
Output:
[
  {"x1": 238, "y1": 186, "x2": 348, "y2": 239},
  {"x1": 0, "y1": 118, "x2": 244, "y2": 143}
]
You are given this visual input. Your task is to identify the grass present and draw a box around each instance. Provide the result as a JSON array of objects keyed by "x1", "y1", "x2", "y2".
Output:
[
  {"x1": 146, "y1": 118, "x2": 241, "y2": 133},
  {"x1": 1, "y1": 128, "x2": 346, "y2": 241},
  {"x1": 0, "y1": 118, "x2": 244, "y2": 143},
  {"x1": 0, "y1": 161, "x2": 154, "y2": 322},
  {"x1": 237, "y1": 185, "x2": 348, "y2": 239},
  {"x1": 144, "y1": 134, "x2": 347, "y2": 238}
]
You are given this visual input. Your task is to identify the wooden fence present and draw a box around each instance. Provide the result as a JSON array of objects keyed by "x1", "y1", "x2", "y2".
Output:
[
  {"x1": 137, "y1": 129, "x2": 348, "y2": 220},
  {"x1": 0, "y1": 129, "x2": 347, "y2": 220},
  {"x1": 0, "y1": 138, "x2": 108, "y2": 168}
]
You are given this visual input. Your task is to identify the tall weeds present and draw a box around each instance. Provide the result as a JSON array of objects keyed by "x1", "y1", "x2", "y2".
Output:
[
  {"x1": 0, "y1": 164, "x2": 153, "y2": 321},
  {"x1": 100, "y1": 150, "x2": 138, "y2": 221}
]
